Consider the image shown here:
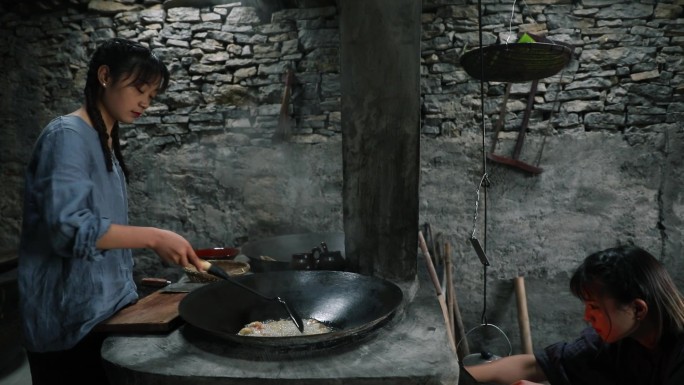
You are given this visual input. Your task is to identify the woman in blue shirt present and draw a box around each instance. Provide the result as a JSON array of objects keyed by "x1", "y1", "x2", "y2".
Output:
[
  {"x1": 18, "y1": 38, "x2": 206, "y2": 384},
  {"x1": 466, "y1": 245, "x2": 684, "y2": 385}
]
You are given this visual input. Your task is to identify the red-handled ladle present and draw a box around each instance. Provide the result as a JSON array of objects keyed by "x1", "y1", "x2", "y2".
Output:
[{"x1": 198, "y1": 260, "x2": 304, "y2": 333}]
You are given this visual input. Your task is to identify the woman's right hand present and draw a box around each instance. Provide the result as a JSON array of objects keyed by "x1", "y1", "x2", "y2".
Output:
[
  {"x1": 96, "y1": 224, "x2": 206, "y2": 272},
  {"x1": 148, "y1": 229, "x2": 204, "y2": 271}
]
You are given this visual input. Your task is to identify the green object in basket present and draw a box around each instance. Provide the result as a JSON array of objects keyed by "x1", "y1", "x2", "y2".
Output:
[{"x1": 517, "y1": 33, "x2": 536, "y2": 44}]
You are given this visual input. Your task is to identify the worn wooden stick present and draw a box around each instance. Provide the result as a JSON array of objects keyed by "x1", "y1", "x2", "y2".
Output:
[
  {"x1": 272, "y1": 68, "x2": 295, "y2": 142},
  {"x1": 444, "y1": 243, "x2": 455, "y2": 343},
  {"x1": 418, "y1": 231, "x2": 456, "y2": 353},
  {"x1": 514, "y1": 276, "x2": 533, "y2": 354},
  {"x1": 445, "y1": 242, "x2": 470, "y2": 360},
  {"x1": 489, "y1": 82, "x2": 512, "y2": 154}
]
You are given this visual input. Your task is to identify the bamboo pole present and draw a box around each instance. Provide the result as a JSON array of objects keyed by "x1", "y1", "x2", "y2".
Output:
[{"x1": 514, "y1": 276, "x2": 533, "y2": 354}]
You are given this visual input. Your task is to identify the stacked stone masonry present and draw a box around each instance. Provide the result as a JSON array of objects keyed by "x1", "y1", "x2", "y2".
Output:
[{"x1": 1, "y1": 1, "x2": 681, "y2": 147}]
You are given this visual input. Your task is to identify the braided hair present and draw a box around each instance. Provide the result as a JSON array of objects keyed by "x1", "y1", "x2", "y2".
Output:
[{"x1": 84, "y1": 38, "x2": 170, "y2": 181}]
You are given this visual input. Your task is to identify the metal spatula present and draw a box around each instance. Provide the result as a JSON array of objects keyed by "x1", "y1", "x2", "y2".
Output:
[{"x1": 199, "y1": 260, "x2": 304, "y2": 333}]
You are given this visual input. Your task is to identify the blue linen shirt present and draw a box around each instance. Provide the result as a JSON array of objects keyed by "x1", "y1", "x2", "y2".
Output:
[{"x1": 18, "y1": 115, "x2": 138, "y2": 352}]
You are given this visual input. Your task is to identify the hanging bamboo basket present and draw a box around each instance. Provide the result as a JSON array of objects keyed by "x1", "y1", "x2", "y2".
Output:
[{"x1": 460, "y1": 41, "x2": 574, "y2": 83}]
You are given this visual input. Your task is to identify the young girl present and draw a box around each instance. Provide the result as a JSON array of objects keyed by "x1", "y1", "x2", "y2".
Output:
[
  {"x1": 18, "y1": 38, "x2": 206, "y2": 384},
  {"x1": 466, "y1": 245, "x2": 684, "y2": 385}
]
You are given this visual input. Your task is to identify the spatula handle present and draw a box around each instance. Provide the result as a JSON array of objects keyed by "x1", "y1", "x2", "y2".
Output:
[
  {"x1": 206, "y1": 264, "x2": 231, "y2": 280},
  {"x1": 201, "y1": 261, "x2": 304, "y2": 333},
  {"x1": 204, "y1": 262, "x2": 270, "y2": 299}
]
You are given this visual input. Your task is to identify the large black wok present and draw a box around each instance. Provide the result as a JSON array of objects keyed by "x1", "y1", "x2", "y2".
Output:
[
  {"x1": 241, "y1": 232, "x2": 345, "y2": 272},
  {"x1": 178, "y1": 270, "x2": 403, "y2": 348}
]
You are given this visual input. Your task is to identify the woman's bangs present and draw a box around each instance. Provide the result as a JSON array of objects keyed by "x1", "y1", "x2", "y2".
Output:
[
  {"x1": 571, "y1": 273, "x2": 603, "y2": 302},
  {"x1": 125, "y1": 58, "x2": 169, "y2": 92}
]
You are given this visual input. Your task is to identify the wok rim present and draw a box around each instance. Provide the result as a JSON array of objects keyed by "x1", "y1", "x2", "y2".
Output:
[{"x1": 179, "y1": 270, "x2": 404, "y2": 348}]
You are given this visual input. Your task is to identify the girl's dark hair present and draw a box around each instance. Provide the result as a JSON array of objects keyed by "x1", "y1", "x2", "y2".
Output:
[
  {"x1": 570, "y1": 245, "x2": 684, "y2": 338},
  {"x1": 84, "y1": 38, "x2": 170, "y2": 180}
]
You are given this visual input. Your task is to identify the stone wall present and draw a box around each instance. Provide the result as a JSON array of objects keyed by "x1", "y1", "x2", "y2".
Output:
[
  {"x1": 1, "y1": 0, "x2": 683, "y2": 354},
  {"x1": 0, "y1": 0, "x2": 345, "y2": 281},
  {"x1": 419, "y1": 0, "x2": 684, "y2": 352}
]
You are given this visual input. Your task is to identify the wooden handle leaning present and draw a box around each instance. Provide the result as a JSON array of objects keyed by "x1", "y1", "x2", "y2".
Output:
[
  {"x1": 514, "y1": 276, "x2": 533, "y2": 354},
  {"x1": 418, "y1": 231, "x2": 455, "y2": 353},
  {"x1": 445, "y1": 243, "x2": 454, "y2": 338},
  {"x1": 418, "y1": 231, "x2": 442, "y2": 296},
  {"x1": 444, "y1": 242, "x2": 470, "y2": 360}
]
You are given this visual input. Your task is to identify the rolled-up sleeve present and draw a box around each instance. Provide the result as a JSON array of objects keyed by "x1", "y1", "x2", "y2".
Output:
[{"x1": 33, "y1": 127, "x2": 111, "y2": 261}]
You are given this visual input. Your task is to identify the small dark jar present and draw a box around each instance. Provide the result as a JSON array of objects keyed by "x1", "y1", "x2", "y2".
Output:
[
  {"x1": 316, "y1": 251, "x2": 345, "y2": 271},
  {"x1": 290, "y1": 253, "x2": 316, "y2": 270}
]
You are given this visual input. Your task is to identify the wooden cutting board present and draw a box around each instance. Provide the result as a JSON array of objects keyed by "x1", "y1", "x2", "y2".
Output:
[{"x1": 95, "y1": 291, "x2": 187, "y2": 333}]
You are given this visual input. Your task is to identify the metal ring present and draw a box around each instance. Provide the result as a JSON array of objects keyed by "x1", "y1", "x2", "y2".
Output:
[{"x1": 456, "y1": 322, "x2": 513, "y2": 357}]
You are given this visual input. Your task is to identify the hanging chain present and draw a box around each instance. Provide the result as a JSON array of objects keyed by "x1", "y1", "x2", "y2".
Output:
[{"x1": 470, "y1": 173, "x2": 491, "y2": 239}]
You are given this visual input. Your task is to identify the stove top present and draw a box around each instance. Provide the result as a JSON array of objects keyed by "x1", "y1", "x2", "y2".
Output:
[{"x1": 101, "y1": 269, "x2": 460, "y2": 384}]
